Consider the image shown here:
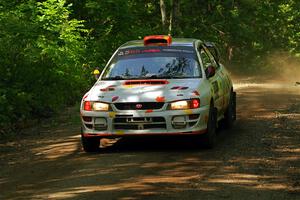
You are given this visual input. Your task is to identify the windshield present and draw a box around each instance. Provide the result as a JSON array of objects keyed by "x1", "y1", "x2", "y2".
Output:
[{"x1": 101, "y1": 47, "x2": 202, "y2": 80}]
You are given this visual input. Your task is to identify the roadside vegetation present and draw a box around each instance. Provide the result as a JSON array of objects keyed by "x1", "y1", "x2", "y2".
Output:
[{"x1": 1, "y1": 0, "x2": 299, "y2": 133}]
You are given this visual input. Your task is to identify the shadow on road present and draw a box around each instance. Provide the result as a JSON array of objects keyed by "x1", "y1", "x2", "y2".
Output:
[{"x1": 1, "y1": 84, "x2": 300, "y2": 200}]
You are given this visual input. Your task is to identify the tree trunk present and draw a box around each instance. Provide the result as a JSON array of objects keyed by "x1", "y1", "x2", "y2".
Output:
[
  {"x1": 160, "y1": 0, "x2": 168, "y2": 33},
  {"x1": 169, "y1": 2, "x2": 173, "y2": 34},
  {"x1": 228, "y1": 46, "x2": 233, "y2": 61},
  {"x1": 169, "y1": 0, "x2": 180, "y2": 35}
]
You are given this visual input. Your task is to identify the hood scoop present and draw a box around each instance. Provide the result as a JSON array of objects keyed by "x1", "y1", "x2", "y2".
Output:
[{"x1": 123, "y1": 80, "x2": 169, "y2": 85}]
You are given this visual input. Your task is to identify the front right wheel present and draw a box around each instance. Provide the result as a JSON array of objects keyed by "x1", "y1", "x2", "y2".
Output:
[{"x1": 224, "y1": 91, "x2": 236, "y2": 129}]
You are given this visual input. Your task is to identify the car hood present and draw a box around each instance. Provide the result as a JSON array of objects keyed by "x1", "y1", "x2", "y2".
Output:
[{"x1": 85, "y1": 79, "x2": 203, "y2": 103}]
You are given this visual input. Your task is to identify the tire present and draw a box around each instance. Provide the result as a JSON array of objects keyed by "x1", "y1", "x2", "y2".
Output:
[
  {"x1": 201, "y1": 104, "x2": 217, "y2": 149},
  {"x1": 81, "y1": 134, "x2": 100, "y2": 152},
  {"x1": 224, "y1": 91, "x2": 236, "y2": 129}
]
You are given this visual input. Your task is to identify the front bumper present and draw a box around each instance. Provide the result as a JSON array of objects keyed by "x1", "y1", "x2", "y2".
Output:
[{"x1": 80, "y1": 105, "x2": 210, "y2": 137}]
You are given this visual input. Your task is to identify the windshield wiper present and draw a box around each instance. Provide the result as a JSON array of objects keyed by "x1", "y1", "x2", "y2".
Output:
[
  {"x1": 143, "y1": 75, "x2": 159, "y2": 79},
  {"x1": 156, "y1": 75, "x2": 185, "y2": 79},
  {"x1": 142, "y1": 75, "x2": 181, "y2": 79}
]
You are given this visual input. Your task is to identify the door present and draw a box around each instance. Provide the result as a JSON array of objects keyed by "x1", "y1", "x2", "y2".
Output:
[{"x1": 199, "y1": 46, "x2": 223, "y2": 112}]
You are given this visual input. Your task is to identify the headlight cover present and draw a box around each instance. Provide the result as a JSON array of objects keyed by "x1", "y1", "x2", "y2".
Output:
[
  {"x1": 170, "y1": 99, "x2": 200, "y2": 110},
  {"x1": 83, "y1": 101, "x2": 109, "y2": 111}
]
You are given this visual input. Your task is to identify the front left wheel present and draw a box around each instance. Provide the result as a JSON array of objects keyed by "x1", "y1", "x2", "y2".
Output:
[
  {"x1": 201, "y1": 103, "x2": 217, "y2": 148},
  {"x1": 81, "y1": 130, "x2": 100, "y2": 152}
]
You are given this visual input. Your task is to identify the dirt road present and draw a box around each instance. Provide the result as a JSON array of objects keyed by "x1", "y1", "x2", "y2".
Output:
[{"x1": 1, "y1": 80, "x2": 300, "y2": 200}]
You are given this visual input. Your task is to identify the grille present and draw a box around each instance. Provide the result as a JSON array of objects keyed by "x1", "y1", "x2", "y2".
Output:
[
  {"x1": 113, "y1": 117, "x2": 166, "y2": 130},
  {"x1": 114, "y1": 102, "x2": 164, "y2": 110}
]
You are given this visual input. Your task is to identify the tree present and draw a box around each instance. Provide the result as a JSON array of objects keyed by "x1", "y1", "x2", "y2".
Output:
[{"x1": 0, "y1": 0, "x2": 87, "y2": 132}]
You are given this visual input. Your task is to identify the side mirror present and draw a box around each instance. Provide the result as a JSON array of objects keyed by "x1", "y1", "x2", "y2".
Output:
[
  {"x1": 205, "y1": 65, "x2": 216, "y2": 79},
  {"x1": 93, "y1": 69, "x2": 100, "y2": 80}
]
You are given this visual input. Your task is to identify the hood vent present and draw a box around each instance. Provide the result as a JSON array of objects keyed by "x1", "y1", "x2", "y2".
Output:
[{"x1": 123, "y1": 80, "x2": 169, "y2": 85}]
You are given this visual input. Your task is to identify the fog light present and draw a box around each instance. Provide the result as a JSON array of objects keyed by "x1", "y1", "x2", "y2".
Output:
[
  {"x1": 82, "y1": 116, "x2": 92, "y2": 122},
  {"x1": 94, "y1": 117, "x2": 107, "y2": 130},
  {"x1": 172, "y1": 116, "x2": 187, "y2": 129}
]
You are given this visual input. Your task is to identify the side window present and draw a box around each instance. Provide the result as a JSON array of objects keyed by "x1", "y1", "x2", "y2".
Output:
[
  {"x1": 199, "y1": 48, "x2": 212, "y2": 70},
  {"x1": 204, "y1": 47, "x2": 219, "y2": 69}
]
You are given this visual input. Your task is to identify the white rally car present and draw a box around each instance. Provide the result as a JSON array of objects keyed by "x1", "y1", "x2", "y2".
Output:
[{"x1": 80, "y1": 35, "x2": 236, "y2": 152}]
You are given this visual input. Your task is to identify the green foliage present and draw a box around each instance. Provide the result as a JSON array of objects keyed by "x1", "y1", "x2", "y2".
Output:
[
  {"x1": 36, "y1": 0, "x2": 87, "y2": 66},
  {"x1": 0, "y1": 0, "x2": 87, "y2": 131}
]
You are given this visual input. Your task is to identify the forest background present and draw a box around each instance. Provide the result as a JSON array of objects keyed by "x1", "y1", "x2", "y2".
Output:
[{"x1": 0, "y1": 0, "x2": 299, "y2": 132}]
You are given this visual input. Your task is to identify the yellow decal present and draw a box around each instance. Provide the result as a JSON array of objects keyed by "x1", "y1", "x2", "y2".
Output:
[
  {"x1": 223, "y1": 97, "x2": 226, "y2": 107},
  {"x1": 115, "y1": 130, "x2": 125, "y2": 135},
  {"x1": 109, "y1": 112, "x2": 116, "y2": 118},
  {"x1": 218, "y1": 81, "x2": 222, "y2": 93},
  {"x1": 184, "y1": 110, "x2": 193, "y2": 115},
  {"x1": 123, "y1": 85, "x2": 134, "y2": 89}
]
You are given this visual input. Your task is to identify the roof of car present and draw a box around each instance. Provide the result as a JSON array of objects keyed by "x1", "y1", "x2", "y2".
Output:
[{"x1": 119, "y1": 38, "x2": 200, "y2": 49}]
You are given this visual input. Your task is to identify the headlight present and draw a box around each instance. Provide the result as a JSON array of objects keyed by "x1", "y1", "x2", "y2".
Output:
[
  {"x1": 170, "y1": 99, "x2": 200, "y2": 110},
  {"x1": 171, "y1": 100, "x2": 189, "y2": 110},
  {"x1": 83, "y1": 101, "x2": 109, "y2": 111},
  {"x1": 93, "y1": 102, "x2": 109, "y2": 111}
]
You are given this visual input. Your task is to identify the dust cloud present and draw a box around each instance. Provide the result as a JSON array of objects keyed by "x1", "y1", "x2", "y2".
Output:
[
  {"x1": 230, "y1": 52, "x2": 300, "y2": 90},
  {"x1": 265, "y1": 52, "x2": 300, "y2": 84}
]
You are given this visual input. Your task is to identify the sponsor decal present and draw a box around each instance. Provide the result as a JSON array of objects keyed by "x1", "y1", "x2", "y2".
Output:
[
  {"x1": 100, "y1": 85, "x2": 116, "y2": 92},
  {"x1": 142, "y1": 49, "x2": 161, "y2": 53},
  {"x1": 192, "y1": 90, "x2": 200, "y2": 96},
  {"x1": 162, "y1": 49, "x2": 194, "y2": 53},
  {"x1": 184, "y1": 110, "x2": 193, "y2": 115},
  {"x1": 171, "y1": 86, "x2": 189, "y2": 90},
  {"x1": 83, "y1": 93, "x2": 89, "y2": 100},
  {"x1": 212, "y1": 81, "x2": 220, "y2": 100},
  {"x1": 115, "y1": 130, "x2": 125, "y2": 135},
  {"x1": 156, "y1": 96, "x2": 165, "y2": 102},
  {"x1": 112, "y1": 96, "x2": 119, "y2": 102},
  {"x1": 118, "y1": 49, "x2": 161, "y2": 56},
  {"x1": 117, "y1": 47, "x2": 195, "y2": 57}
]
